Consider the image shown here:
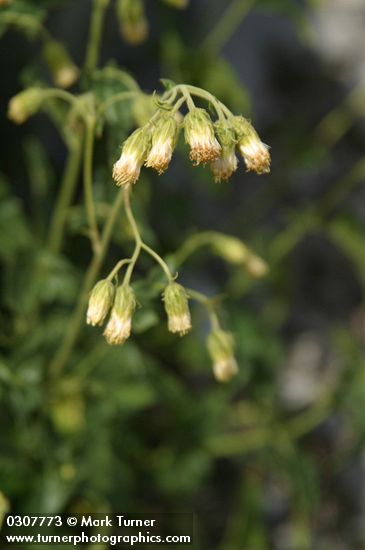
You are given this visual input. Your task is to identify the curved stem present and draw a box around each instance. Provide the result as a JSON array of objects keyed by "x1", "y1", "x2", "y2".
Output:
[
  {"x1": 178, "y1": 84, "x2": 231, "y2": 120},
  {"x1": 122, "y1": 188, "x2": 174, "y2": 284},
  {"x1": 48, "y1": 189, "x2": 125, "y2": 378},
  {"x1": 84, "y1": 0, "x2": 110, "y2": 72},
  {"x1": 97, "y1": 90, "x2": 141, "y2": 117},
  {"x1": 173, "y1": 231, "x2": 216, "y2": 266},
  {"x1": 93, "y1": 66, "x2": 140, "y2": 91},
  {"x1": 106, "y1": 258, "x2": 132, "y2": 281},
  {"x1": 47, "y1": 138, "x2": 83, "y2": 253},
  {"x1": 123, "y1": 188, "x2": 142, "y2": 285},
  {"x1": 83, "y1": 120, "x2": 101, "y2": 253},
  {"x1": 141, "y1": 243, "x2": 173, "y2": 283},
  {"x1": 43, "y1": 88, "x2": 81, "y2": 109},
  {"x1": 181, "y1": 88, "x2": 195, "y2": 111},
  {"x1": 171, "y1": 95, "x2": 187, "y2": 115},
  {"x1": 186, "y1": 288, "x2": 220, "y2": 330}
]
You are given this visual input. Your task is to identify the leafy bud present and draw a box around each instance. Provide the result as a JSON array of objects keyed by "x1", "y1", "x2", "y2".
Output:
[
  {"x1": 86, "y1": 279, "x2": 115, "y2": 326},
  {"x1": 232, "y1": 116, "x2": 270, "y2": 175},
  {"x1": 103, "y1": 284, "x2": 136, "y2": 345},
  {"x1": 145, "y1": 114, "x2": 179, "y2": 174},
  {"x1": 117, "y1": 0, "x2": 148, "y2": 45},
  {"x1": 43, "y1": 40, "x2": 79, "y2": 89},
  {"x1": 212, "y1": 234, "x2": 248, "y2": 265},
  {"x1": 7, "y1": 88, "x2": 45, "y2": 124},
  {"x1": 163, "y1": 282, "x2": 191, "y2": 336},
  {"x1": 184, "y1": 108, "x2": 221, "y2": 165},
  {"x1": 210, "y1": 120, "x2": 238, "y2": 182},
  {"x1": 112, "y1": 126, "x2": 151, "y2": 187},
  {"x1": 207, "y1": 329, "x2": 238, "y2": 383}
]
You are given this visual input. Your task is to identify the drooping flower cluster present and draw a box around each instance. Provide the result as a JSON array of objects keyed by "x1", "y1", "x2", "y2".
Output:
[
  {"x1": 87, "y1": 278, "x2": 193, "y2": 345},
  {"x1": 112, "y1": 93, "x2": 270, "y2": 188},
  {"x1": 87, "y1": 281, "x2": 136, "y2": 346}
]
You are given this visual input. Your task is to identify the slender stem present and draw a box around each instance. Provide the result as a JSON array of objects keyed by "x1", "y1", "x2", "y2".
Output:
[
  {"x1": 93, "y1": 66, "x2": 140, "y2": 91},
  {"x1": 182, "y1": 88, "x2": 195, "y2": 111},
  {"x1": 106, "y1": 259, "x2": 132, "y2": 281},
  {"x1": 47, "y1": 138, "x2": 83, "y2": 253},
  {"x1": 186, "y1": 288, "x2": 220, "y2": 330},
  {"x1": 48, "y1": 189, "x2": 125, "y2": 378},
  {"x1": 43, "y1": 88, "x2": 85, "y2": 114},
  {"x1": 84, "y1": 0, "x2": 110, "y2": 72},
  {"x1": 122, "y1": 188, "x2": 174, "y2": 284},
  {"x1": 171, "y1": 95, "x2": 187, "y2": 115},
  {"x1": 83, "y1": 120, "x2": 101, "y2": 253},
  {"x1": 173, "y1": 231, "x2": 216, "y2": 266},
  {"x1": 141, "y1": 243, "x2": 173, "y2": 283},
  {"x1": 201, "y1": 0, "x2": 256, "y2": 54},
  {"x1": 123, "y1": 188, "x2": 142, "y2": 285},
  {"x1": 178, "y1": 84, "x2": 231, "y2": 120},
  {"x1": 97, "y1": 90, "x2": 140, "y2": 117}
]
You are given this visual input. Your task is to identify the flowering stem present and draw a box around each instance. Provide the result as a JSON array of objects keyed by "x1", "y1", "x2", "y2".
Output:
[
  {"x1": 85, "y1": 0, "x2": 110, "y2": 72},
  {"x1": 186, "y1": 288, "x2": 220, "y2": 330},
  {"x1": 141, "y1": 243, "x2": 174, "y2": 283},
  {"x1": 84, "y1": 119, "x2": 101, "y2": 253},
  {"x1": 181, "y1": 88, "x2": 195, "y2": 111},
  {"x1": 106, "y1": 259, "x2": 132, "y2": 281},
  {"x1": 48, "y1": 189, "x2": 125, "y2": 378},
  {"x1": 122, "y1": 188, "x2": 174, "y2": 284},
  {"x1": 177, "y1": 84, "x2": 230, "y2": 121},
  {"x1": 123, "y1": 188, "x2": 142, "y2": 285},
  {"x1": 42, "y1": 88, "x2": 87, "y2": 119},
  {"x1": 171, "y1": 96, "x2": 187, "y2": 115},
  {"x1": 47, "y1": 137, "x2": 83, "y2": 253},
  {"x1": 173, "y1": 231, "x2": 217, "y2": 266},
  {"x1": 97, "y1": 90, "x2": 141, "y2": 117}
]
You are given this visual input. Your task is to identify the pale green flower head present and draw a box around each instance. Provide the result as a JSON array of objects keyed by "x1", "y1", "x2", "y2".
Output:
[
  {"x1": 210, "y1": 120, "x2": 238, "y2": 182},
  {"x1": 86, "y1": 279, "x2": 115, "y2": 327},
  {"x1": 163, "y1": 281, "x2": 191, "y2": 336},
  {"x1": 184, "y1": 108, "x2": 221, "y2": 165},
  {"x1": 103, "y1": 284, "x2": 136, "y2": 345},
  {"x1": 232, "y1": 116, "x2": 270, "y2": 175},
  {"x1": 207, "y1": 329, "x2": 238, "y2": 382},
  {"x1": 112, "y1": 126, "x2": 151, "y2": 187},
  {"x1": 145, "y1": 113, "x2": 179, "y2": 174},
  {"x1": 8, "y1": 88, "x2": 45, "y2": 125}
]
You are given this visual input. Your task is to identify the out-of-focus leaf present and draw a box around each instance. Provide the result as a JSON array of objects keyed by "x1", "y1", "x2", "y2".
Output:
[{"x1": 0, "y1": 176, "x2": 32, "y2": 262}]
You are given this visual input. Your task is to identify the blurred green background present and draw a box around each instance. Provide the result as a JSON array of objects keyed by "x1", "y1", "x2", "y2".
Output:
[{"x1": 2, "y1": 0, "x2": 365, "y2": 548}]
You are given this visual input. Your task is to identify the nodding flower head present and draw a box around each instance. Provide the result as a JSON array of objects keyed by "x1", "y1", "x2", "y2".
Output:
[
  {"x1": 103, "y1": 284, "x2": 136, "y2": 345},
  {"x1": 163, "y1": 282, "x2": 191, "y2": 336},
  {"x1": 233, "y1": 116, "x2": 270, "y2": 175},
  {"x1": 117, "y1": 0, "x2": 148, "y2": 45},
  {"x1": 112, "y1": 126, "x2": 151, "y2": 187},
  {"x1": 145, "y1": 114, "x2": 179, "y2": 175},
  {"x1": 207, "y1": 329, "x2": 238, "y2": 382},
  {"x1": 8, "y1": 88, "x2": 45, "y2": 125},
  {"x1": 86, "y1": 279, "x2": 115, "y2": 327},
  {"x1": 210, "y1": 120, "x2": 238, "y2": 182},
  {"x1": 184, "y1": 108, "x2": 221, "y2": 166},
  {"x1": 43, "y1": 41, "x2": 79, "y2": 89}
]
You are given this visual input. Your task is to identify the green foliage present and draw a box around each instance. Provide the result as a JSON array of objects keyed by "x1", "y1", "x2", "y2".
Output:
[{"x1": 1, "y1": 0, "x2": 365, "y2": 548}]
